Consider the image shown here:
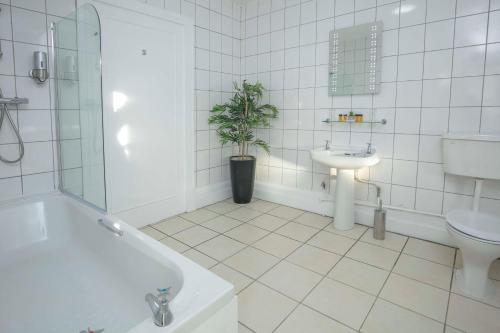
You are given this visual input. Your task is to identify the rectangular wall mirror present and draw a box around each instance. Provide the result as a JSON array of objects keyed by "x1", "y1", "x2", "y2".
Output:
[{"x1": 329, "y1": 21, "x2": 383, "y2": 96}]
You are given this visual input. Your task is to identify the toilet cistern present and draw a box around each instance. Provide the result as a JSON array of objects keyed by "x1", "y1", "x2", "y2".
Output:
[{"x1": 310, "y1": 143, "x2": 380, "y2": 230}]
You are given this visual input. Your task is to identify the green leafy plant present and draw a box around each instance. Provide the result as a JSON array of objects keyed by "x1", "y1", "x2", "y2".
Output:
[{"x1": 209, "y1": 81, "x2": 278, "y2": 158}]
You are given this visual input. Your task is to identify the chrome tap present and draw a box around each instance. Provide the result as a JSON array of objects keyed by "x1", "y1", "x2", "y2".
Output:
[
  {"x1": 145, "y1": 288, "x2": 173, "y2": 327},
  {"x1": 325, "y1": 140, "x2": 331, "y2": 150},
  {"x1": 366, "y1": 142, "x2": 373, "y2": 154}
]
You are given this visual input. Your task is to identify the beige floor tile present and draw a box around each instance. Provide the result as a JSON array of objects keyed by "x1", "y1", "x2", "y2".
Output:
[
  {"x1": 252, "y1": 233, "x2": 302, "y2": 258},
  {"x1": 328, "y1": 257, "x2": 389, "y2": 295},
  {"x1": 224, "y1": 224, "x2": 269, "y2": 244},
  {"x1": 201, "y1": 215, "x2": 242, "y2": 233},
  {"x1": 360, "y1": 231, "x2": 408, "y2": 252},
  {"x1": 346, "y1": 241, "x2": 400, "y2": 270},
  {"x1": 224, "y1": 247, "x2": 280, "y2": 278},
  {"x1": 246, "y1": 199, "x2": 279, "y2": 213},
  {"x1": 307, "y1": 230, "x2": 356, "y2": 255},
  {"x1": 195, "y1": 235, "x2": 246, "y2": 261},
  {"x1": 159, "y1": 236, "x2": 190, "y2": 253},
  {"x1": 225, "y1": 207, "x2": 262, "y2": 222},
  {"x1": 324, "y1": 223, "x2": 368, "y2": 239},
  {"x1": 153, "y1": 216, "x2": 195, "y2": 235},
  {"x1": 444, "y1": 326, "x2": 465, "y2": 333},
  {"x1": 447, "y1": 293, "x2": 500, "y2": 333},
  {"x1": 238, "y1": 282, "x2": 297, "y2": 333},
  {"x1": 211, "y1": 263, "x2": 253, "y2": 294},
  {"x1": 286, "y1": 244, "x2": 342, "y2": 275},
  {"x1": 172, "y1": 225, "x2": 218, "y2": 247},
  {"x1": 238, "y1": 323, "x2": 255, "y2": 333},
  {"x1": 268, "y1": 205, "x2": 304, "y2": 220},
  {"x1": 205, "y1": 201, "x2": 240, "y2": 214},
  {"x1": 275, "y1": 305, "x2": 356, "y2": 333},
  {"x1": 403, "y1": 238, "x2": 455, "y2": 267},
  {"x1": 183, "y1": 249, "x2": 218, "y2": 269},
  {"x1": 275, "y1": 222, "x2": 318, "y2": 242},
  {"x1": 304, "y1": 278, "x2": 376, "y2": 330},
  {"x1": 247, "y1": 213, "x2": 289, "y2": 231},
  {"x1": 294, "y1": 212, "x2": 332, "y2": 229},
  {"x1": 394, "y1": 254, "x2": 453, "y2": 290},
  {"x1": 259, "y1": 261, "x2": 322, "y2": 301},
  {"x1": 140, "y1": 226, "x2": 166, "y2": 240},
  {"x1": 180, "y1": 208, "x2": 219, "y2": 224},
  {"x1": 361, "y1": 299, "x2": 444, "y2": 333},
  {"x1": 380, "y1": 274, "x2": 449, "y2": 322}
]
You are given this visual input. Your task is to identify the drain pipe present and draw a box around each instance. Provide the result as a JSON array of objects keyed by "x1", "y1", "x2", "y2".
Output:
[{"x1": 354, "y1": 171, "x2": 386, "y2": 240}]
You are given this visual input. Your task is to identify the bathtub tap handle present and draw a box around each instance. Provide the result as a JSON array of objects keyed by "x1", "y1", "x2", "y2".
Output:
[{"x1": 145, "y1": 287, "x2": 173, "y2": 327}]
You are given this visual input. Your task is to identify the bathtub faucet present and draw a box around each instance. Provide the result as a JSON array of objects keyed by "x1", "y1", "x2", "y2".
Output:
[{"x1": 145, "y1": 288, "x2": 173, "y2": 327}]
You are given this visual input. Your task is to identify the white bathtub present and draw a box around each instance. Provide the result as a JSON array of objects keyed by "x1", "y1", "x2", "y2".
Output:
[{"x1": 0, "y1": 193, "x2": 237, "y2": 333}]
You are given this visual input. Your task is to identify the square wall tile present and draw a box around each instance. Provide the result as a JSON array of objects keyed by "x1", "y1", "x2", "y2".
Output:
[
  {"x1": 454, "y1": 13, "x2": 487, "y2": 47},
  {"x1": 425, "y1": 20, "x2": 454, "y2": 51},
  {"x1": 392, "y1": 160, "x2": 417, "y2": 187},
  {"x1": 452, "y1": 45, "x2": 485, "y2": 77}
]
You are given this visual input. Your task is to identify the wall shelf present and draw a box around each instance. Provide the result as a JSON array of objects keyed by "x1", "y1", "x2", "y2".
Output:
[{"x1": 322, "y1": 118, "x2": 387, "y2": 125}]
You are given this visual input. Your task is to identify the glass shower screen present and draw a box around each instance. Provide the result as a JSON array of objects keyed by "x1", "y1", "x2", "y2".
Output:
[{"x1": 52, "y1": 4, "x2": 106, "y2": 210}]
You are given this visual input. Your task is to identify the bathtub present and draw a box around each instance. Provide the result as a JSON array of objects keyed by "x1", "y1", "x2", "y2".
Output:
[{"x1": 0, "y1": 193, "x2": 237, "y2": 333}]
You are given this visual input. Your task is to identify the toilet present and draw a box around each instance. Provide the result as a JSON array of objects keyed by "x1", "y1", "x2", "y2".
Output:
[{"x1": 442, "y1": 133, "x2": 500, "y2": 298}]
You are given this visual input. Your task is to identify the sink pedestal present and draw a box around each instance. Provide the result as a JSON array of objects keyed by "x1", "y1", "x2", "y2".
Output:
[{"x1": 334, "y1": 169, "x2": 355, "y2": 230}]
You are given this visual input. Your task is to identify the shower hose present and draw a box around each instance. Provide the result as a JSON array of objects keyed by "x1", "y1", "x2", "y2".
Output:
[{"x1": 0, "y1": 98, "x2": 24, "y2": 164}]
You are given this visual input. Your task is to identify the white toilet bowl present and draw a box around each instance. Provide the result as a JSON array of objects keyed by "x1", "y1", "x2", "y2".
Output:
[{"x1": 446, "y1": 209, "x2": 500, "y2": 298}]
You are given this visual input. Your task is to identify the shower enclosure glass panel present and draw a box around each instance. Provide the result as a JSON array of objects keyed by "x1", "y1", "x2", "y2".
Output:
[{"x1": 53, "y1": 4, "x2": 106, "y2": 210}]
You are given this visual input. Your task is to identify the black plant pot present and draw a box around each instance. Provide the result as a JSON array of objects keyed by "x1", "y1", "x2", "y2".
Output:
[{"x1": 230, "y1": 156, "x2": 256, "y2": 204}]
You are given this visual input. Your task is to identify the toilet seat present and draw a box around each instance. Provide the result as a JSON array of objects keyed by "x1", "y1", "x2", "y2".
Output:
[{"x1": 446, "y1": 209, "x2": 500, "y2": 244}]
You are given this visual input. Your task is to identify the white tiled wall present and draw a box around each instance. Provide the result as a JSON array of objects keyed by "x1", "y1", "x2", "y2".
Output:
[
  {"x1": 241, "y1": 0, "x2": 500, "y2": 216},
  {"x1": 0, "y1": 0, "x2": 57, "y2": 201},
  {"x1": 0, "y1": 0, "x2": 244, "y2": 202},
  {"x1": 3, "y1": 0, "x2": 499, "y2": 217}
]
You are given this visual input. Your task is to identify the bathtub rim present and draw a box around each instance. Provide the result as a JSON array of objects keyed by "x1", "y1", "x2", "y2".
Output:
[{"x1": 0, "y1": 191, "x2": 236, "y2": 333}]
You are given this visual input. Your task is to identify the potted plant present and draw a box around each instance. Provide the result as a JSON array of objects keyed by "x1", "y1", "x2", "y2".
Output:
[{"x1": 209, "y1": 81, "x2": 278, "y2": 203}]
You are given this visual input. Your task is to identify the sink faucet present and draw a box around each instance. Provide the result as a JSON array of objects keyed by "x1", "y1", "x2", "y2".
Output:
[
  {"x1": 145, "y1": 288, "x2": 173, "y2": 327},
  {"x1": 366, "y1": 143, "x2": 372, "y2": 154},
  {"x1": 325, "y1": 140, "x2": 331, "y2": 150}
]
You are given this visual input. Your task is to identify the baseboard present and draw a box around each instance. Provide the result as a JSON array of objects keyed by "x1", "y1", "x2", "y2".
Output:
[
  {"x1": 254, "y1": 181, "x2": 453, "y2": 246},
  {"x1": 191, "y1": 181, "x2": 232, "y2": 211}
]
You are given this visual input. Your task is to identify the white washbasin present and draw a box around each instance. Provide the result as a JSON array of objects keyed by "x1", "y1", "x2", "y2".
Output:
[{"x1": 310, "y1": 145, "x2": 380, "y2": 170}]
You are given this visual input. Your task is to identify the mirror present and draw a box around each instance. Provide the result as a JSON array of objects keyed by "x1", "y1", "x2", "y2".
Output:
[{"x1": 329, "y1": 21, "x2": 383, "y2": 96}]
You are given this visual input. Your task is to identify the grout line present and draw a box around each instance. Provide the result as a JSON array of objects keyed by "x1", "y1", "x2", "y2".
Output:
[
  {"x1": 412, "y1": 0, "x2": 429, "y2": 210},
  {"x1": 478, "y1": 0, "x2": 492, "y2": 131},
  {"x1": 443, "y1": 248, "x2": 458, "y2": 333}
]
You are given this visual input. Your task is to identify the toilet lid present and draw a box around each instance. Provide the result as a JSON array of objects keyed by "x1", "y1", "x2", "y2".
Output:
[{"x1": 446, "y1": 209, "x2": 500, "y2": 243}]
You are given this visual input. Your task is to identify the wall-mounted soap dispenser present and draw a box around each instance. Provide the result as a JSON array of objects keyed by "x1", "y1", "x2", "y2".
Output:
[{"x1": 29, "y1": 51, "x2": 49, "y2": 83}]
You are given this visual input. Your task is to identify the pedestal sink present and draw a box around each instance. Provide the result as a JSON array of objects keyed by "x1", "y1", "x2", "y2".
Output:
[{"x1": 310, "y1": 144, "x2": 380, "y2": 230}]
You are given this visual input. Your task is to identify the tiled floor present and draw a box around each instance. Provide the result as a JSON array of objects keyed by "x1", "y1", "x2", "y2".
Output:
[{"x1": 140, "y1": 199, "x2": 500, "y2": 333}]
